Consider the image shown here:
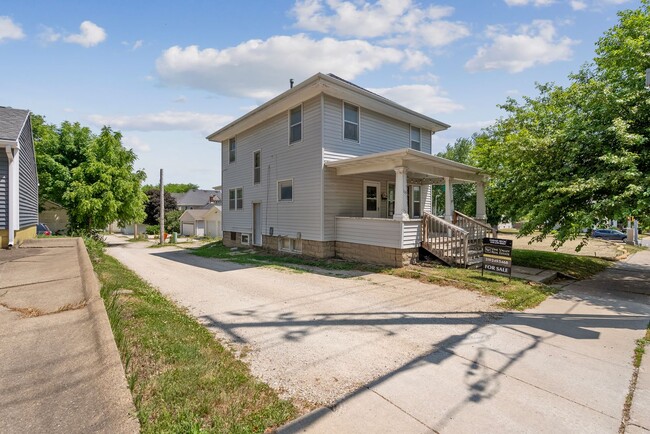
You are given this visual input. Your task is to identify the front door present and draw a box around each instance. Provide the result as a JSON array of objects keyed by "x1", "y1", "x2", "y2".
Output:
[
  {"x1": 253, "y1": 203, "x2": 262, "y2": 246},
  {"x1": 363, "y1": 181, "x2": 381, "y2": 218}
]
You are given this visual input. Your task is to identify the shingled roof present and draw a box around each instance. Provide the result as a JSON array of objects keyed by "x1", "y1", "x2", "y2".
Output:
[{"x1": 0, "y1": 106, "x2": 30, "y2": 141}]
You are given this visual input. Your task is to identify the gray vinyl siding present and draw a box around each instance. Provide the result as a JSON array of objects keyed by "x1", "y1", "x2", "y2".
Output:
[
  {"x1": 0, "y1": 151, "x2": 7, "y2": 229},
  {"x1": 18, "y1": 117, "x2": 38, "y2": 228},
  {"x1": 323, "y1": 95, "x2": 433, "y2": 157},
  {"x1": 323, "y1": 170, "x2": 397, "y2": 241},
  {"x1": 221, "y1": 96, "x2": 323, "y2": 241}
]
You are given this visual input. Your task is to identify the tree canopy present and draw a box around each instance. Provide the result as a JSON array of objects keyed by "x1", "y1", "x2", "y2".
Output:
[
  {"x1": 472, "y1": 1, "x2": 650, "y2": 246},
  {"x1": 34, "y1": 117, "x2": 147, "y2": 232},
  {"x1": 144, "y1": 188, "x2": 177, "y2": 225},
  {"x1": 142, "y1": 183, "x2": 199, "y2": 193}
]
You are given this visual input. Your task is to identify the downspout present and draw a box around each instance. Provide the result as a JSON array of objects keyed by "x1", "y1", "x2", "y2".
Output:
[{"x1": 3, "y1": 142, "x2": 17, "y2": 247}]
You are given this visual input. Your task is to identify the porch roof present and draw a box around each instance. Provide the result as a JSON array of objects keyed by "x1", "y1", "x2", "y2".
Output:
[{"x1": 325, "y1": 148, "x2": 488, "y2": 183}]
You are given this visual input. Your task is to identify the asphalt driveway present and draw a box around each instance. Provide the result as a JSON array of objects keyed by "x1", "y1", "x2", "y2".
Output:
[{"x1": 105, "y1": 235, "x2": 500, "y2": 405}]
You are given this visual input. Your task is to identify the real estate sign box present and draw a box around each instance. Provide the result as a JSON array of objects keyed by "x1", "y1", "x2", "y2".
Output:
[{"x1": 482, "y1": 238, "x2": 512, "y2": 277}]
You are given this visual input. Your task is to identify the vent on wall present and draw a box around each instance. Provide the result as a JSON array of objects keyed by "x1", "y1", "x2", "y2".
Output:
[{"x1": 241, "y1": 234, "x2": 250, "y2": 245}]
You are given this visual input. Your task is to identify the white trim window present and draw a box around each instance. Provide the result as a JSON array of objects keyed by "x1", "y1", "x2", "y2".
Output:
[
  {"x1": 228, "y1": 138, "x2": 236, "y2": 163},
  {"x1": 289, "y1": 105, "x2": 302, "y2": 144},
  {"x1": 343, "y1": 102, "x2": 359, "y2": 142},
  {"x1": 411, "y1": 185, "x2": 421, "y2": 218},
  {"x1": 278, "y1": 179, "x2": 293, "y2": 201},
  {"x1": 229, "y1": 188, "x2": 243, "y2": 210},
  {"x1": 410, "y1": 126, "x2": 421, "y2": 151},
  {"x1": 253, "y1": 150, "x2": 261, "y2": 184}
]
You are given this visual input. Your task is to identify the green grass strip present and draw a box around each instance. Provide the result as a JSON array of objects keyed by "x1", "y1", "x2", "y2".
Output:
[
  {"x1": 192, "y1": 241, "x2": 563, "y2": 311},
  {"x1": 511, "y1": 249, "x2": 611, "y2": 280},
  {"x1": 85, "y1": 238, "x2": 295, "y2": 434}
]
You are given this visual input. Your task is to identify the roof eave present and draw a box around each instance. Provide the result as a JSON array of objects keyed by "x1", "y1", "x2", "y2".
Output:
[{"x1": 206, "y1": 73, "x2": 450, "y2": 142}]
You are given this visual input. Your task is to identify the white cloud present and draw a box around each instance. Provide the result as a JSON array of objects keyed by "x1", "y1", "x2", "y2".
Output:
[
  {"x1": 292, "y1": 0, "x2": 470, "y2": 48},
  {"x1": 465, "y1": 20, "x2": 577, "y2": 73},
  {"x1": 88, "y1": 111, "x2": 235, "y2": 135},
  {"x1": 172, "y1": 95, "x2": 187, "y2": 103},
  {"x1": 123, "y1": 135, "x2": 151, "y2": 152},
  {"x1": 570, "y1": 0, "x2": 587, "y2": 9},
  {"x1": 38, "y1": 26, "x2": 61, "y2": 44},
  {"x1": 132, "y1": 39, "x2": 143, "y2": 50},
  {"x1": 64, "y1": 21, "x2": 106, "y2": 47},
  {"x1": 504, "y1": 0, "x2": 555, "y2": 6},
  {"x1": 0, "y1": 16, "x2": 25, "y2": 42},
  {"x1": 369, "y1": 84, "x2": 463, "y2": 115},
  {"x1": 156, "y1": 34, "x2": 422, "y2": 99}
]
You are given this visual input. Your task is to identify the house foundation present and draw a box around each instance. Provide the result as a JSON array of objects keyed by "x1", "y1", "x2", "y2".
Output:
[
  {"x1": 0, "y1": 225, "x2": 37, "y2": 248},
  {"x1": 223, "y1": 231, "x2": 417, "y2": 267}
]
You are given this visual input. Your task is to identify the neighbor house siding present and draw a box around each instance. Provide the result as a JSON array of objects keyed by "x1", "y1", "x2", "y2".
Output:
[
  {"x1": 322, "y1": 94, "x2": 434, "y2": 157},
  {"x1": 0, "y1": 151, "x2": 8, "y2": 230},
  {"x1": 18, "y1": 117, "x2": 38, "y2": 229},
  {"x1": 221, "y1": 96, "x2": 323, "y2": 241}
]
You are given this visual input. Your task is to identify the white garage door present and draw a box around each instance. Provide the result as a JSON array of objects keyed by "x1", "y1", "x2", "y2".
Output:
[
  {"x1": 182, "y1": 223, "x2": 194, "y2": 236},
  {"x1": 196, "y1": 220, "x2": 205, "y2": 237}
]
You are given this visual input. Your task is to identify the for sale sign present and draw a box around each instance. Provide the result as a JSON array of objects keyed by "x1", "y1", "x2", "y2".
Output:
[{"x1": 482, "y1": 238, "x2": 512, "y2": 277}]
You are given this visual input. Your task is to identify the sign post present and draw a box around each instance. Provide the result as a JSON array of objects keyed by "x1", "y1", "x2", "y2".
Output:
[{"x1": 482, "y1": 238, "x2": 513, "y2": 279}]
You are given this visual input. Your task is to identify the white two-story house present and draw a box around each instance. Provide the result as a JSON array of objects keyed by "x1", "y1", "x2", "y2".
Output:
[{"x1": 208, "y1": 73, "x2": 491, "y2": 267}]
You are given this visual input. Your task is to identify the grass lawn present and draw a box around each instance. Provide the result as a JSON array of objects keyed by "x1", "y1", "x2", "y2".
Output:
[
  {"x1": 192, "y1": 241, "x2": 559, "y2": 311},
  {"x1": 511, "y1": 249, "x2": 612, "y2": 280},
  {"x1": 85, "y1": 238, "x2": 295, "y2": 433}
]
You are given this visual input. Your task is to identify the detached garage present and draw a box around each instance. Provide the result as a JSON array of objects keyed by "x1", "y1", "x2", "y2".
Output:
[{"x1": 179, "y1": 206, "x2": 221, "y2": 238}]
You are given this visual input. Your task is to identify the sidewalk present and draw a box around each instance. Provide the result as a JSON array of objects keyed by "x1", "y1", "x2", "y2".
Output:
[
  {"x1": 280, "y1": 250, "x2": 650, "y2": 433},
  {"x1": 0, "y1": 238, "x2": 138, "y2": 434}
]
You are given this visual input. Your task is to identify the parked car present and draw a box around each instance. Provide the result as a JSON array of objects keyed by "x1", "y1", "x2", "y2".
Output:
[
  {"x1": 37, "y1": 223, "x2": 52, "y2": 236},
  {"x1": 591, "y1": 228, "x2": 626, "y2": 240}
]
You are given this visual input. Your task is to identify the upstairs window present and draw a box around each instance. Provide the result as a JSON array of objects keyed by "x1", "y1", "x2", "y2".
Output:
[
  {"x1": 229, "y1": 138, "x2": 236, "y2": 163},
  {"x1": 410, "y1": 126, "x2": 421, "y2": 151},
  {"x1": 343, "y1": 103, "x2": 359, "y2": 142},
  {"x1": 278, "y1": 179, "x2": 293, "y2": 201},
  {"x1": 253, "y1": 151, "x2": 261, "y2": 184},
  {"x1": 289, "y1": 106, "x2": 302, "y2": 143},
  {"x1": 229, "y1": 188, "x2": 243, "y2": 210}
]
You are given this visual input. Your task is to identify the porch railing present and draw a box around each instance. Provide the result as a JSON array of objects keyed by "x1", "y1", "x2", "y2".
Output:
[
  {"x1": 453, "y1": 210, "x2": 496, "y2": 243},
  {"x1": 421, "y1": 212, "x2": 469, "y2": 266}
]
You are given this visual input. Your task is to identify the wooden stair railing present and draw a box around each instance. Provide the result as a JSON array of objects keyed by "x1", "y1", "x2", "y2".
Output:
[{"x1": 421, "y1": 212, "x2": 469, "y2": 266}]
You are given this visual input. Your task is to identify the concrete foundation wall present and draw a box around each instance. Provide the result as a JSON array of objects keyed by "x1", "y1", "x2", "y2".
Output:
[
  {"x1": 226, "y1": 230, "x2": 415, "y2": 267},
  {"x1": 336, "y1": 241, "x2": 418, "y2": 267},
  {"x1": 1, "y1": 225, "x2": 37, "y2": 248}
]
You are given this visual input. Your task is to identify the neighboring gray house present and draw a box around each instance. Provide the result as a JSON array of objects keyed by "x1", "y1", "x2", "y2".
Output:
[
  {"x1": 0, "y1": 107, "x2": 38, "y2": 248},
  {"x1": 208, "y1": 73, "x2": 491, "y2": 267},
  {"x1": 172, "y1": 189, "x2": 221, "y2": 211}
]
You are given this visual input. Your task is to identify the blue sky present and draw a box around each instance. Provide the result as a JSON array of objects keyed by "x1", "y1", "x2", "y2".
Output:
[{"x1": 0, "y1": 0, "x2": 640, "y2": 188}]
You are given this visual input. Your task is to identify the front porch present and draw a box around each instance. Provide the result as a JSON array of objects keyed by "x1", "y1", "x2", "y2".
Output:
[{"x1": 326, "y1": 148, "x2": 494, "y2": 267}]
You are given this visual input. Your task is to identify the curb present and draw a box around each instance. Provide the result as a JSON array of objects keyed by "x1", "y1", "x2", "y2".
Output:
[{"x1": 75, "y1": 238, "x2": 140, "y2": 433}]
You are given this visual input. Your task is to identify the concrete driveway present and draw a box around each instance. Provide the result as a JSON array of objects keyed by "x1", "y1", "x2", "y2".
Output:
[
  {"x1": 105, "y1": 235, "x2": 501, "y2": 405},
  {"x1": 106, "y1": 236, "x2": 649, "y2": 432}
]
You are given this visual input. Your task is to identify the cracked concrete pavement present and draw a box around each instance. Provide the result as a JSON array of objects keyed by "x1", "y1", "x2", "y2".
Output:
[{"x1": 0, "y1": 238, "x2": 138, "y2": 434}]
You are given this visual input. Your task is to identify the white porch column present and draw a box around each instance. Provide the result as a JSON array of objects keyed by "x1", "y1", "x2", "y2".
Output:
[
  {"x1": 444, "y1": 176, "x2": 454, "y2": 222},
  {"x1": 476, "y1": 181, "x2": 487, "y2": 221},
  {"x1": 393, "y1": 166, "x2": 409, "y2": 221}
]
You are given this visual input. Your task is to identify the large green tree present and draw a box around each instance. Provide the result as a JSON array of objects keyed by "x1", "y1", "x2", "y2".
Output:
[
  {"x1": 34, "y1": 118, "x2": 147, "y2": 232},
  {"x1": 141, "y1": 182, "x2": 199, "y2": 193},
  {"x1": 472, "y1": 1, "x2": 650, "y2": 246},
  {"x1": 435, "y1": 137, "x2": 478, "y2": 218}
]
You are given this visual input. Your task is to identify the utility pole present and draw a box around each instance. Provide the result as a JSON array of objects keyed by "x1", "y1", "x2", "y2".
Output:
[{"x1": 159, "y1": 168, "x2": 164, "y2": 245}]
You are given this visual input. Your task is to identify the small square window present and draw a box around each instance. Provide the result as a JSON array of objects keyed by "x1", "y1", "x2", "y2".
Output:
[
  {"x1": 229, "y1": 138, "x2": 236, "y2": 163},
  {"x1": 278, "y1": 179, "x2": 293, "y2": 201},
  {"x1": 289, "y1": 106, "x2": 302, "y2": 143}
]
